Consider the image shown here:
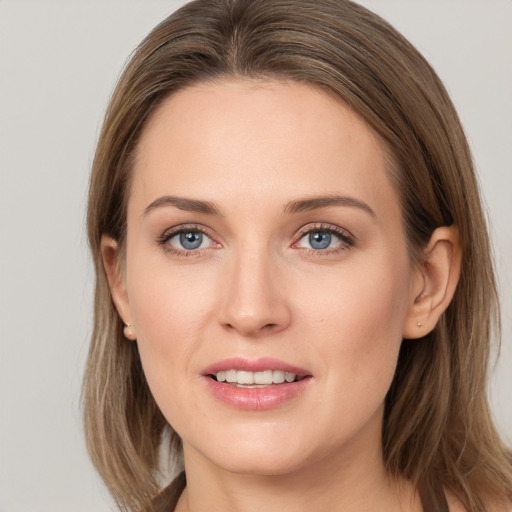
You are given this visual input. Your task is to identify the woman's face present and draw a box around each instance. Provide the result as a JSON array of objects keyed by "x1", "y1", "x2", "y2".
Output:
[{"x1": 118, "y1": 79, "x2": 421, "y2": 476}]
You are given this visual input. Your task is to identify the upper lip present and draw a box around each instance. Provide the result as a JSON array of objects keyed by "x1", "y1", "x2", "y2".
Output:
[{"x1": 201, "y1": 357, "x2": 311, "y2": 378}]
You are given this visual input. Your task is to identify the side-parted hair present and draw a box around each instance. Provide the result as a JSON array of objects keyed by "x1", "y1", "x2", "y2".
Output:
[{"x1": 83, "y1": 1, "x2": 512, "y2": 511}]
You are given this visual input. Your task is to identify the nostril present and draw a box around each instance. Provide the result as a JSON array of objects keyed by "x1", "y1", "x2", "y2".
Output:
[
  {"x1": 222, "y1": 321, "x2": 277, "y2": 333},
  {"x1": 219, "y1": 300, "x2": 292, "y2": 335}
]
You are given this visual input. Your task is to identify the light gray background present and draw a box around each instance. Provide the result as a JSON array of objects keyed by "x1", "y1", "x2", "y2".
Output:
[{"x1": 0, "y1": 1, "x2": 510, "y2": 511}]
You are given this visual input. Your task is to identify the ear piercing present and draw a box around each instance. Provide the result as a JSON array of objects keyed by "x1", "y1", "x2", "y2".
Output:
[
  {"x1": 123, "y1": 322, "x2": 136, "y2": 340},
  {"x1": 417, "y1": 322, "x2": 422, "y2": 327}
]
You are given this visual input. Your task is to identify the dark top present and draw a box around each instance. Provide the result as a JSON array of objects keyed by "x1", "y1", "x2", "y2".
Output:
[{"x1": 154, "y1": 471, "x2": 450, "y2": 512}]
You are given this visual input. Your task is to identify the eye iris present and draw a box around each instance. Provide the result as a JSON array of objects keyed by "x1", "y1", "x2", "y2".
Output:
[
  {"x1": 180, "y1": 231, "x2": 202, "y2": 250},
  {"x1": 309, "y1": 231, "x2": 331, "y2": 250}
]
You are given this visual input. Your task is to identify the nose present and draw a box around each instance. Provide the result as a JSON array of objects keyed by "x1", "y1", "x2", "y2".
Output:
[{"x1": 218, "y1": 247, "x2": 292, "y2": 337}]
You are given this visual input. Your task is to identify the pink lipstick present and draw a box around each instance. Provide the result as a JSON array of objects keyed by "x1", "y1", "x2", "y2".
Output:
[{"x1": 201, "y1": 357, "x2": 313, "y2": 410}]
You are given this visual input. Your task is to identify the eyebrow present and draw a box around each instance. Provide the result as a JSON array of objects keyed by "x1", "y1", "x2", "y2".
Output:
[
  {"x1": 143, "y1": 196, "x2": 223, "y2": 216},
  {"x1": 143, "y1": 194, "x2": 376, "y2": 219},
  {"x1": 284, "y1": 195, "x2": 376, "y2": 218}
]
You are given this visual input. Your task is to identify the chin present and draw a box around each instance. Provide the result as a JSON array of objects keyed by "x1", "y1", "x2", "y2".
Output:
[
  {"x1": 186, "y1": 428, "x2": 319, "y2": 477},
  {"x1": 212, "y1": 451, "x2": 308, "y2": 477}
]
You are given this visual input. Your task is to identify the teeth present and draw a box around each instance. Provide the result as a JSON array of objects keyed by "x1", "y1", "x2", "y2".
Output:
[
  {"x1": 237, "y1": 371, "x2": 254, "y2": 385},
  {"x1": 225, "y1": 370, "x2": 237, "y2": 383},
  {"x1": 254, "y1": 370, "x2": 273, "y2": 385},
  {"x1": 215, "y1": 370, "x2": 299, "y2": 385},
  {"x1": 273, "y1": 370, "x2": 285, "y2": 383}
]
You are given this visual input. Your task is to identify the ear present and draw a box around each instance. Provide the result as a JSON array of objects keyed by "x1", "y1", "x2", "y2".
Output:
[
  {"x1": 402, "y1": 226, "x2": 462, "y2": 339},
  {"x1": 101, "y1": 235, "x2": 137, "y2": 340}
]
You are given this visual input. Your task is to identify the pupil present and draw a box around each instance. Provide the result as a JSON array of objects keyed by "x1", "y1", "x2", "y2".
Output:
[
  {"x1": 309, "y1": 231, "x2": 331, "y2": 250},
  {"x1": 180, "y1": 232, "x2": 202, "y2": 250}
]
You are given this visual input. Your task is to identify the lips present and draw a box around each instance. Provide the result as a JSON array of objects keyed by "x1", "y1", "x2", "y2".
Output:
[{"x1": 201, "y1": 357, "x2": 313, "y2": 410}]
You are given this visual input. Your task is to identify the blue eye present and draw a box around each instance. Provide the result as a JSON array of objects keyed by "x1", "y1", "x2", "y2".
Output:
[
  {"x1": 179, "y1": 231, "x2": 203, "y2": 250},
  {"x1": 296, "y1": 227, "x2": 352, "y2": 252},
  {"x1": 164, "y1": 229, "x2": 212, "y2": 252},
  {"x1": 309, "y1": 231, "x2": 332, "y2": 250}
]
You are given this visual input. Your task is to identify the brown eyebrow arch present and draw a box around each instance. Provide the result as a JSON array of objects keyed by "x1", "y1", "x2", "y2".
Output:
[
  {"x1": 284, "y1": 195, "x2": 376, "y2": 218},
  {"x1": 143, "y1": 194, "x2": 375, "y2": 218},
  {"x1": 143, "y1": 196, "x2": 223, "y2": 216}
]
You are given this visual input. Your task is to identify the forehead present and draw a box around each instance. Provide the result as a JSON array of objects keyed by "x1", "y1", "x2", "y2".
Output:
[{"x1": 131, "y1": 79, "x2": 398, "y2": 218}]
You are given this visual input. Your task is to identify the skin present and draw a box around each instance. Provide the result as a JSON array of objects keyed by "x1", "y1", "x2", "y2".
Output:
[{"x1": 103, "y1": 79, "x2": 461, "y2": 512}]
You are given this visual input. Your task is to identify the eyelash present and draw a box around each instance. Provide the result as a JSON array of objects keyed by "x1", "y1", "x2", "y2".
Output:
[
  {"x1": 157, "y1": 223, "x2": 355, "y2": 257},
  {"x1": 157, "y1": 224, "x2": 217, "y2": 257},
  {"x1": 293, "y1": 223, "x2": 355, "y2": 255}
]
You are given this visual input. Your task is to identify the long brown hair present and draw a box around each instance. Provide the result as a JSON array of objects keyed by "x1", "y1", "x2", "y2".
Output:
[{"x1": 82, "y1": 1, "x2": 512, "y2": 511}]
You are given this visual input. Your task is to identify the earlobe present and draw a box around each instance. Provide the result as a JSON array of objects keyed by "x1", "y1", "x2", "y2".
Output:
[
  {"x1": 403, "y1": 226, "x2": 462, "y2": 339},
  {"x1": 101, "y1": 235, "x2": 137, "y2": 340}
]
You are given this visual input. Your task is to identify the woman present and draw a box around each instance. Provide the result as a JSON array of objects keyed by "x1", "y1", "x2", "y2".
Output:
[{"x1": 82, "y1": 0, "x2": 512, "y2": 511}]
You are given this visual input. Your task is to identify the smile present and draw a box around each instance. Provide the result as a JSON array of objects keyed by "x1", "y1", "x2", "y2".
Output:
[{"x1": 202, "y1": 358, "x2": 313, "y2": 409}]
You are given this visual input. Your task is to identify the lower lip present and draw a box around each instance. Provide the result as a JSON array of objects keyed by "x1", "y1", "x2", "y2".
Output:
[{"x1": 203, "y1": 376, "x2": 312, "y2": 410}]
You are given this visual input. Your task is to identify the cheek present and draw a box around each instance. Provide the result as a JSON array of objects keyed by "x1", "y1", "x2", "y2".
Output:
[
  {"x1": 299, "y1": 250, "x2": 410, "y2": 337},
  {"x1": 125, "y1": 257, "x2": 217, "y2": 413},
  {"x1": 299, "y1": 252, "x2": 411, "y2": 402},
  {"x1": 127, "y1": 244, "x2": 218, "y2": 337},
  {"x1": 343, "y1": 269, "x2": 409, "y2": 346}
]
